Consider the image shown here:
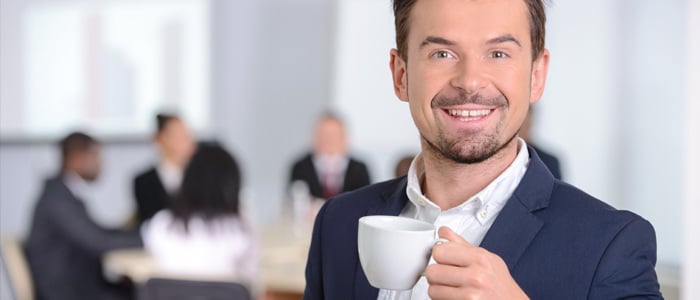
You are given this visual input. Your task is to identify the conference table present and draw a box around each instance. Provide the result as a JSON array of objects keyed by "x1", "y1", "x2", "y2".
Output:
[{"x1": 103, "y1": 221, "x2": 313, "y2": 299}]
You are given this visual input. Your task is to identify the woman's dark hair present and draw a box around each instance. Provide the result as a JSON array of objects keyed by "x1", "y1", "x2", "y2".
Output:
[{"x1": 171, "y1": 143, "x2": 242, "y2": 230}]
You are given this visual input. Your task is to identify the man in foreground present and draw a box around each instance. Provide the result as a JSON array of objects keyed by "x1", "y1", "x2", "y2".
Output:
[{"x1": 303, "y1": 0, "x2": 662, "y2": 298}]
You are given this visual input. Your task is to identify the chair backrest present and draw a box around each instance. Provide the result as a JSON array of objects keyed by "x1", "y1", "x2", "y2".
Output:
[
  {"x1": 0, "y1": 237, "x2": 35, "y2": 300},
  {"x1": 137, "y1": 277, "x2": 252, "y2": 300}
]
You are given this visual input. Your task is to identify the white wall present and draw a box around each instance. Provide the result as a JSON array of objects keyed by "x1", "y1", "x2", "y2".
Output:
[
  {"x1": 331, "y1": 0, "x2": 419, "y2": 182},
  {"x1": 1, "y1": 1, "x2": 336, "y2": 298},
  {"x1": 615, "y1": 0, "x2": 686, "y2": 267},
  {"x1": 0, "y1": 0, "x2": 337, "y2": 234},
  {"x1": 542, "y1": 0, "x2": 622, "y2": 205},
  {"x1": 682, "y1": 0, "x2": 700, "y2": 298},
  {"x1": 209, "y1": 0, "x2": 335, "y2": 223}
]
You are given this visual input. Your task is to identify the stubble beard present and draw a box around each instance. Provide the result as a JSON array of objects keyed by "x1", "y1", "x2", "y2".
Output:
[
  {"x1": 422, "y1": 121, "x2": 517, "y2": 165},
  {"x1": 423, "y1": 91, "x2": 516, "y2": 164}
]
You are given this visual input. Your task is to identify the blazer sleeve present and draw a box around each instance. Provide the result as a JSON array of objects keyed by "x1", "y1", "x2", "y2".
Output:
[
  {"x1": 134, "y1": 175, "x2": 147, "y2": 220},
  {"x1": 133, "y1": 174, "x2": 157, "y2": 223},
  {"x1": 290, "y1": 160, "x2": 303, "y2": 184},
  {"x1": 355, "y1": 162, "x2": 371, "y2": 187},
  {"x1": 588, "y1": 218, "x2": 663, "y2": 299},
  {"x1": 303, "y1": 201, "x2": 329, "y2": 300},
  {"x1": 47, "y1": 193, "x2": 142, "y2": 257}
]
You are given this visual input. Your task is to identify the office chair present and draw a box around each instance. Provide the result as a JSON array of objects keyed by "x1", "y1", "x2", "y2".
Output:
[
  {"x1": 137, "y1": 277, "x2": 252, "y2": 300},
  {"x1": 1, "y1": 237, "x2": 35, "y2": 300}
]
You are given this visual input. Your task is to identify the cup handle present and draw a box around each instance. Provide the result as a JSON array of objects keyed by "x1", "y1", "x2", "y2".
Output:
[
  {"x1": 420, "y1": 238, "x2": 450, "y2": 277},
  {"x1": 434, "y1": 237, "x2": 449, "y2": 245}
]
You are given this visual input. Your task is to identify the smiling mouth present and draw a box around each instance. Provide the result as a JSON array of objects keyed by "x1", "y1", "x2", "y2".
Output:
[{"x1": 445, "y1": 109, "x2": 494, "y2": 122}]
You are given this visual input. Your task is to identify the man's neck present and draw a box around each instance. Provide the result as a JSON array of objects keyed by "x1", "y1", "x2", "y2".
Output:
[
  {"x1": 421, "y1": 138, "x2": 520, "y2": 211},
  {"x1": 160, "y1": 156, "x2": 183, "y2": 170},
  {"x1": 61, "y1": 170, "x2": 91, "y2": 201}
]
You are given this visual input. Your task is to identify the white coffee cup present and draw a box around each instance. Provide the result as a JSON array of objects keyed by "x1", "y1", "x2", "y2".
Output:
[{"x1": 358, "y1": 215, "x2": 444, "y2": 291}]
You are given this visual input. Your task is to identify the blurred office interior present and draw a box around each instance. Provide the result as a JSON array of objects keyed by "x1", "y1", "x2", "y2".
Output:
[{"x1": 1, "y1": 0, "x2": 698, "y2": 299}]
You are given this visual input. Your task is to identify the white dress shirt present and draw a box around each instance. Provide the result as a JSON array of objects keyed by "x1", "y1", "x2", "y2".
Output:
[
  {"x1": 378, "y1": 139, "x2": 530, "y2": 300},
  {"x1": 312, "y1": 154, "x2": 349, "y2": 195},
  {"x1": 156, "y1": 160, "x2": 183, "y2": 195},
  {"x1": 63, "y1": 171, "x2": 92, "y2": 202}
]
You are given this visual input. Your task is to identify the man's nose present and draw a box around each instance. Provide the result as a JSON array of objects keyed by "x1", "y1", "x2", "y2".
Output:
[{"x1": 449, "y1": 57, "x2": 489, "y2": 95}]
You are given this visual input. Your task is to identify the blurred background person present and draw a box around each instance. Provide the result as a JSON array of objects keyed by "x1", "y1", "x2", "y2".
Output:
[
  {"x1": 133, "y1": 114, "x2": 196, "y2": 225},
  {"x1": 289, "y1": 113, "x2": 371, "y2": 201},
  {"x1": 519, "y1": 105, "x2": 563, "y2": 180},
  {"x1": 141, "y1": 143, "x2": 258, "y2": 282},
  {"x1": 25, "y1": 132, "x2": 142, "y2": 300},
  {"x1": 393, "y1": 154, "x2": 415, "y2": 178}
]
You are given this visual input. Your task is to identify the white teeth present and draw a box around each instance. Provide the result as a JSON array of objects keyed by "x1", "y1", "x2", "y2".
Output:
[{"x1": 448, "y1": 109, "x2": 491, "y2": 118}]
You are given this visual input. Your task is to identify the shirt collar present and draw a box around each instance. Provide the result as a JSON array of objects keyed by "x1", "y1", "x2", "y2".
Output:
[
  {"x1": 312, "y1": 153, "x2": 349, "y2": 174},
  {"x1": 63, "y1": 171, "x2": 91, "y2": 201},
  {"x1": 157, "y1": 160, "x2": 184, "y2": 195},
  {"x1": 405, "y1": 138, "x2": 531, "y2": 225}
]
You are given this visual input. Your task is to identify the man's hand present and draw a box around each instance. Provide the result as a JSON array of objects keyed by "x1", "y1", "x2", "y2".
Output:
[{"x1": 425, "y1": 227, "x2": 529, "y2": 300}]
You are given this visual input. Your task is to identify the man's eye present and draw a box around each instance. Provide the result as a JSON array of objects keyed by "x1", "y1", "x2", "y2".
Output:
[
  {"x1": 490, "y1": 51, "x2": 508, "y2": 58},
  {"x1": 432, "y1": 51, "x2": 453, "y2": 59}
]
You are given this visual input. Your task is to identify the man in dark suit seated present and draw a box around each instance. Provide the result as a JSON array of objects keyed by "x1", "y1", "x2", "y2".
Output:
[
  {"x1": 290, "y1": 113, "x2": 371, "y2": 200},
  {"x1": 133, "y1": 114, "x2": 195, "y2": 224},
  {"x1": 303, "y1": 0, "x2": 662, "y2": 298},
  {"x1": 26, "y1": 132, "x2": 142, "y2": 300}
]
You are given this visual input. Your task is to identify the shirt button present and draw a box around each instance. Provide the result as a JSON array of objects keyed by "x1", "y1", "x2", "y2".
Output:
[
  {"x1": 418, "y1": 199, "x2": 426, "y2": 206},
  {"x1": 479, "y1": 209, "x2": 487, "y2": 219}
]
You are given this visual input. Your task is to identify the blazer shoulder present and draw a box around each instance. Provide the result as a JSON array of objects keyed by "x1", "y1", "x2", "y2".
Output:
[
  {"x1": 546, "y1": 180, "x2": 649, "y2": 230},
  {"x1": 34, "y1": 176, "x2": 79, "y2": 215},
  {"x1": 291, "y1": 153, "x2": 314, "y2": 169},
  {"x1": 41, "y1": 176, "x2": 72, "y2": 199},
  {"x1": 134, "y1": 167, "x2": 158, "y2": 182},
  {"x1": 348, "y1": 157, "x2": 369, "y2": 168}
]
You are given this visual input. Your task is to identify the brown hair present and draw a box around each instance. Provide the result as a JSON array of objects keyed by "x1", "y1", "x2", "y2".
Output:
[
  {"x1": 156, "y1": 113, "x2": 179, "y2": 134},
  {"x1": 59, "y1": 132, "x2": 98, "y2": 170},
  {"x1": 393, "y1": 0, "x2": 547, "y2": 61}
]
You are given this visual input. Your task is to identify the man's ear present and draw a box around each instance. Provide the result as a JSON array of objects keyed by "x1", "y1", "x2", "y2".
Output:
[
  {"x1": 529, "y1": 48, "x2": 550, "y2": 104},
  {"x1": 390, "y1": 49, "x2": 409, "y2": 102}
]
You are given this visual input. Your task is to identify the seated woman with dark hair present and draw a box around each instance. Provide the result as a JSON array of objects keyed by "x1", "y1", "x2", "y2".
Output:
[{"x1": 141, "y1": 144, "x2": 257, "y2": 280}]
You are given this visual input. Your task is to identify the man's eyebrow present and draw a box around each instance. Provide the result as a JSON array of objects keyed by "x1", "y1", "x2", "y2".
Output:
[
  {"x1": 419, "y1": 36, "x2": 457, "y2": 48},
  {"x1": 486, "y1": 34, "x2": 521, "y2": 47}
]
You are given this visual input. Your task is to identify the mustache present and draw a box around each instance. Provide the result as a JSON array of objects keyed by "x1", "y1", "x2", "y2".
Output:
[{"x1": 431, "y1": 91, "x2": 506, "y2": 108}]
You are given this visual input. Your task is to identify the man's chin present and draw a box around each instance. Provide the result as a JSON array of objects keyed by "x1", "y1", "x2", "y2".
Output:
[
  {"x1": 444, "y1": 147, "x2": 498, "y2": 164},
  {"x1": 81, "y1": 174, "x2": 99, "y2": 183}
]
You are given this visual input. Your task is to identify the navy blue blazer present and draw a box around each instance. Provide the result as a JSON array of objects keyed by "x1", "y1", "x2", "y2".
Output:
[{"x1": 303, "y1": 148, "x2": 662, "y2": 299}]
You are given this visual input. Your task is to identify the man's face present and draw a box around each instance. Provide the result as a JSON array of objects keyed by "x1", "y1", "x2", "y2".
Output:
[
  {"x1": 313, "y1": 118, "x2": 348, "y2": 156},
  {"x1": 390, "y1": 0, "x2": 549, "y2": 163},
  {"x1": 157, "y1": 118, "x2": 195, "y2": 165},
  {"x1": 78, "y1": 144, "x2": 101, "y2": 182}
]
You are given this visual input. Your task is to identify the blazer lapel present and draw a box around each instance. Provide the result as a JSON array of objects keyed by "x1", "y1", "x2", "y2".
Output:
[
  {"x1": 366, "y1": 177, "x2": 409, "y2": 216},
  {"x1": 479, "y1": 196, "x2": 544, "y2": 270},
  {"x1": 480, "y1": 146, "x2": 554, "y2": 270},
  {"x1": 354, "y1": 177, "x2": 409, "y2": 299}
]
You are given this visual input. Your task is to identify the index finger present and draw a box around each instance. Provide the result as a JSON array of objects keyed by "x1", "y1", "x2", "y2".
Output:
[
  {"x1": 433, "y1": 227, "x2": 479, "y2": 267},
  {"x1": 437, "y1": 226, "x2": 473, "y2": 246}
]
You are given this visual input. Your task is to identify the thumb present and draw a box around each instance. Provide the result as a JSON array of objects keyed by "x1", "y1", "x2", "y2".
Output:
[{"x1": 438, "y1": 226, "x2": 471, "y2": 246}]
